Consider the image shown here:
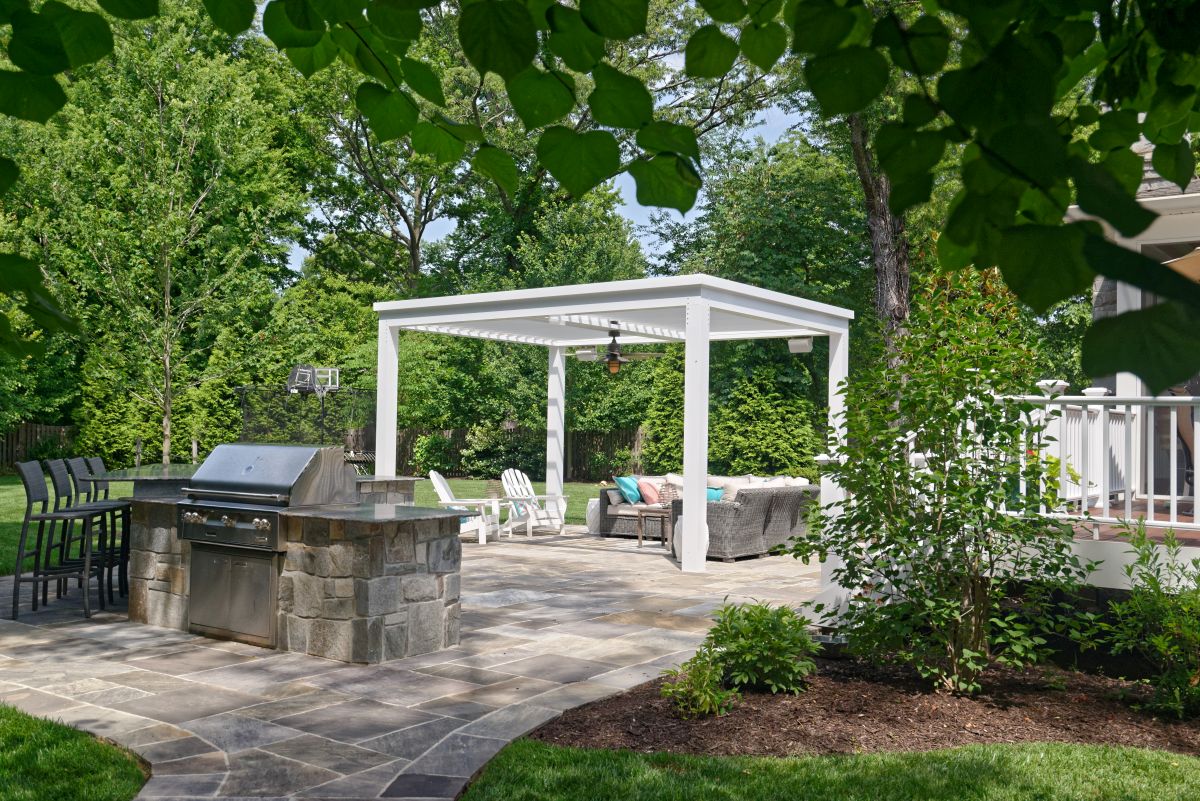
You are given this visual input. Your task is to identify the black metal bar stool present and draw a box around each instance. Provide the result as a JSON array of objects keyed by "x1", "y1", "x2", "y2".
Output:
[
  {"x1": 46, "y1": 458, "x2": 129, "y2": 605},
  {"x1": 67, "y1": 457, "x2": 132, "y2": 601},
  {"x1": 12, "y1": 461, "x2": 104, "y2": 619}
]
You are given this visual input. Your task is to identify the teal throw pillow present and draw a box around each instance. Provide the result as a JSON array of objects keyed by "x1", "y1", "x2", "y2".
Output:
[
  {"x1": 614, "y1": 475, "x2": 643, "y2": 504},
  {"x1": 706, "y1": 487, "x2": 724, "y2": 502}
]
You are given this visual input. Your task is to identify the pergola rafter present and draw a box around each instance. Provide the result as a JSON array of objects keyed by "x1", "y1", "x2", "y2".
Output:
[{"x1": 374, "y1": 275, "x2": 853, "y2": 572}]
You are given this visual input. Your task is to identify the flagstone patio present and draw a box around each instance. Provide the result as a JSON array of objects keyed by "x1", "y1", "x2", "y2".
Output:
[{"x1": 0, "y1": 531, "x2": 821, "y2": 800}]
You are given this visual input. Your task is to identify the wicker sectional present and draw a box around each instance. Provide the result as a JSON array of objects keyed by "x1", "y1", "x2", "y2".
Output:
[{"x1": 596, "y1": 480, "x2": 818, "y2": 561}]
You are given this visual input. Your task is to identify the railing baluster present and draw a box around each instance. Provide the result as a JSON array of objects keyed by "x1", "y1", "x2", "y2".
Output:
[
  {"x1": 1124, "y1": 404, "x2": 1133, "y2": 522},
  {"x1": 1171, "y1": 405, "x2": 1179, "y2": 525},
  {"x1": 1147, "y1": 405, "x2": 1156, "y2": 524},
  {"x1": 1100, "y1": 404, "x2": 1110, "y2": 519},
  {"x1": 1080, "y1": 404, "x2": 1090, "y2": 517}
]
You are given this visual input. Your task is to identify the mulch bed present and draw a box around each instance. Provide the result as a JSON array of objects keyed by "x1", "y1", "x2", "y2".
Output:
[{"x1": 532, "y1": 658, "x2": 1200, "y2": 757}]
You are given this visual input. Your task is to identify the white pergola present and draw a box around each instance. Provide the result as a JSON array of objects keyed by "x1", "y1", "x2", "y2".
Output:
[{"x1": 373, "y1": 275, "x2": 853, "y2": 572}]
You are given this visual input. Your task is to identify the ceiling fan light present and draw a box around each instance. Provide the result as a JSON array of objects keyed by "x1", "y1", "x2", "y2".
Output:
[{"x1": 607, "y1": 358, "x2": 621, "y2": 374}]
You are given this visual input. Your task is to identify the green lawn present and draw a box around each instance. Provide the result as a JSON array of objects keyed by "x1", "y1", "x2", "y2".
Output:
[
  {"x1": 463, "y1": 739, "x2": 1200, "y2": 801},
  {"x1": 0, "y1": 704, "x2": 145, "y2": 801},
  {"x1": 412, "y1": 478, "x2": 603, "y2": 526}
]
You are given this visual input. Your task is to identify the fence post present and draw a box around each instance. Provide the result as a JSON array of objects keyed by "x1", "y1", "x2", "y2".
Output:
[{"x1": 135, "y1": 438, "x2": 143, "y2": 468}]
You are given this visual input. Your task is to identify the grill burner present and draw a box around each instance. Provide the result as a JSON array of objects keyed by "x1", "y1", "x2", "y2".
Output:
[{"x1": 177, "y1": 443, "x2": 358, "y2": 647}]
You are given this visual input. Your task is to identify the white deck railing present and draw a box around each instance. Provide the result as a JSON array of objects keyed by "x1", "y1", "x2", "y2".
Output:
[{"x1": 1010, "y1": 393, "x2": 1199, "y2": 530}]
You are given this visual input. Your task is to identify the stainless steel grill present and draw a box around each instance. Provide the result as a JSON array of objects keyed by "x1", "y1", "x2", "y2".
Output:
[{"x1": 177, "y1": 444, "x2": 358, "y2": 646}]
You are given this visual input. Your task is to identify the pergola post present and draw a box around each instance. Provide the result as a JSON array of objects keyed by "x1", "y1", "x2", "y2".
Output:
[
  {"x1": 374, "y1": 321, "x2": 400, "y2": 476},
  {"x1": 820, "y1": 326, "x2": 849, "y2": 587},
  {"x1": 681, "y1": 299, "x2": 711, "y2": 573},
  {"x1": 546, "y1": 345, "x2": 566, "y2": 511}
]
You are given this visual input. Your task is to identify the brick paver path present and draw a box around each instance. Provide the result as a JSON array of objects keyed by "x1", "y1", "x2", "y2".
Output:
[{"x1": 0, "y1": 530, "x2": 820, "y2": 800}]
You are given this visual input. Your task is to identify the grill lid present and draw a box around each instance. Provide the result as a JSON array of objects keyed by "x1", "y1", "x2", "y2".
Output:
[{"x1": 186, "y1": 443, "x2": 356, "y2": 506}]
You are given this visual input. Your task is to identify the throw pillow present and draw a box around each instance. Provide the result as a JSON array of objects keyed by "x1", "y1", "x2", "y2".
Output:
[
  {"x1": 637, "y1": 478, "x2": 660, "y2": 504},
  {"x1": 664, "y1": 472, "x2": 684, "y2": 489},
  {"x1": 706, "y1": 487, "x2": 724, "y2": 502},
  {"x1": 604, "y1": 489, "x2": 624, "y2": 505},
  {"x1": 614, "y1": 475, "x2": 643, "y2": 504},
  {"x1": 658, "y1": 481, "x2": 679, "y2": 507}
]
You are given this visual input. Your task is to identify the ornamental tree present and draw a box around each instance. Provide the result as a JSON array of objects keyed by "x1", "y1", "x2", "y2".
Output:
[{"x1": 2, "y1": 1, "x2": 1200, "y2": 389}]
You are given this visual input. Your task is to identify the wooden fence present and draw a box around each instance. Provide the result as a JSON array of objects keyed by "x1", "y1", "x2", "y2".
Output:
[
  {"x1": 395, "y1": 426, "x2": 640, "y2": 480},
  {"x1": 0, "y1": 422, "x2": 75, "y2": 468}
]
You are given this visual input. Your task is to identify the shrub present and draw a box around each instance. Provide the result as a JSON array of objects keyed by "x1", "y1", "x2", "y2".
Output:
[
  {"x1": 411, "y1": 433, "x2": 457, "y2": 475},
  {"x1": 709, "y1": 368, "x2": 822, "y2": 480},
  {"x1": 26, "y1": 435, "x2": 72, "y2": 462},
  {"x1": 459, "y1": 425, "x2": 544, "y2": 479},
  {"x1": 706, "y1": 602, "x2": 820, "y2": 693},
  {"x1": 660, "y1": 601, "x2": 820, "y2": 717},
  {"x1": 791, "y1": 274, "x2": 1092, "y2": 694},
  {"x1": 660, "y1": 647, "x2": 741, "y2": 718},
  {"x1": 1106, "y1": 525, "x2": 1200, "y2": 718}
]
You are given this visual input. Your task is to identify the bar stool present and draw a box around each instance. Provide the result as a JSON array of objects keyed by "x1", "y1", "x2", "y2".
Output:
[
  {"x1": 67, "y1": 457, "x2": 132, "y2": 601},
  {"x1": 46, "y1": 459, "x2": 127, "y2": 605},
  {"x1": 12, "y1": 461, "x2": 104, "y2": 619}
]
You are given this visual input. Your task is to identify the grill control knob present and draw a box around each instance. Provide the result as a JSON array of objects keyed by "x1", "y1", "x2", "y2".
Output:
[
  {"x1": 221, "y1": 515, "x2": 236, "y2": 528},
  {"x1": 252, "y1": 518, "x2": 271, "y2": 531},
  {"x1": 182, "y1": 512, "x2": 206, "y2": 524}
]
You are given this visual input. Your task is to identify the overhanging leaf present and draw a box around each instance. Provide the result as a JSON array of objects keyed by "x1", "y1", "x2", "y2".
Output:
[
  {"x1": 579, "y1": 0, "x2": 648, "y2": 39},
  {"x1": 507, "y1": 68, "x2": 575, "y2": 129},
  {"x1": 871, "y1": 14, "x2": 948, "y2": 76},
  {"x1": 410, "y1": 121, "x2": 465, "y2": 163},
  {"x1": 1082, "y1": 303, "x2": 1200, "y2": 394},
  {"x1": 1069, "y1": 156, "x2": 1157, "y2": 238},
  {"x1": 536, "y1": 125, "x2": 620, "y2": 196},
  {"x1": 263, "y1": 0, "x2": 324, "y2": 48},
  {"x1": 875, "y1": 124, "x2": 945, "y2": 184},
  {"x1": 401, "y1": 57, "x2": 445, "y2": 106},
  {"x1": 284, "y1": 0, "x2": 324, "y2": 31},
  {"x1": 458, "y1": 0, "x2": 538, "y2": 79},
  {"x1": 628, "y1": 154, "x2": 701, "y2": 212},
  {"x1": 202, "y1": 0, "x2": 256, "y2": 35},
  {"x1": 1151, "y1": 141, "x2": 1196, "y2": 193},
  {"x1": 636, "y1": 121, "x2": 699, "y2": 159},
  {"x1": 740, "y1": 21, "x2": 787, "y2": 71},
  {"x1": 790, "y1": 0, "x2": 854, "y2": 55},
  {"x1": 0, "y1": 70, "x2": 67, "y2": 123},
  {"x1": 0, "y1": 254, "x2": 77, "y2": 335},
  {"x1": 472, "y1": 145, "x2": 519, "y2": 195},
  {"x1": 996, "y1": 224, "x2": 1093, "y2": 314},
  {"x1": 1082, "y1": 234, "x2": 1200, "y2": 311},
  {"x1": 0, "y1": 158, "x2": 17, "y2": 195},
  {"x1": 804, "y1": 47, "x2": 888, "y2": 116},
  {"x1": 41, "y1": 2, "x2": 114, "y2": 69},
  {"x1": 7, "y1": 9, "x2": 70, "y2": 75},
  {"x1": 588, "y1": 63, "x2": 653, "y2": 129},
  {"x1": 699, "y1": 0, "x2": 746, "y2": 24},
  {"x1": 354, "y1": 82, "x2": 418, "y2": 141},
  {"x1": 685, "y1": 25, "x2": 740, "y2": 78},
  {"x1": 369, "y1": 0, "x2": 421, "y2": 41},
  {"x1": 547, "y1": 5, "x2": 606, "y2": 72},
  {"x1": 98, "y1": 0, "x2": 159, "y2": 19},
  {"x1": 285, "y1": 35, "x2": 339, "y2": 77}
]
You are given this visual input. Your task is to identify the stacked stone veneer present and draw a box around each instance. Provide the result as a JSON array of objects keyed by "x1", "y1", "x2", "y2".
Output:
[
  {"x1": 127, "y1": 477, "x2": 463, "y2": 664},
  {"x1": 277, "y1": 514, "x2": 461, "y2": 663},
  {"x1": 128, "y1": 499, "x2": 190, "y2": 630}
]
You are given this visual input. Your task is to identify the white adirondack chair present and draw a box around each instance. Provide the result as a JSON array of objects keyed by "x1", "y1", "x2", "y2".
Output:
[
  {"x1": 500, "y1": 468, "x2": 567, "y2": 536},
  {"x1": 428, "y1": 471, "x2": 501, "y2": 545}
]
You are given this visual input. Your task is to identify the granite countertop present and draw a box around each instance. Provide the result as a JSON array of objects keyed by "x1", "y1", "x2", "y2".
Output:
[
  {"x1": 355, "y1": 475, "x2": 421, "y2": 482},
  {"x1": 282, "y1": 502, "x2": 469, "y2": 523},
  {"x1": 95, "y1": 464, "x2": 199, "y2": 481}
]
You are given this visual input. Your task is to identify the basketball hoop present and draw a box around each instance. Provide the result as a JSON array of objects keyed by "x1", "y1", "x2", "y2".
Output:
[{"x1": 287, "y1": 365, "x2": 340, "y2": 396}]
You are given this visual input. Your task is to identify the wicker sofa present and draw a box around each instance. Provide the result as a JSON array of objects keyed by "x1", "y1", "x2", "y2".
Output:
[{"x1": 596, "y1": 477, "x2": 818, "y2": 561}]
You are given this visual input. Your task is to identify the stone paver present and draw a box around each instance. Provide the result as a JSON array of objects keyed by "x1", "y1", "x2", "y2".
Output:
[{"x1": 0, "y1": 528, "x2": 820, "y2": 799}]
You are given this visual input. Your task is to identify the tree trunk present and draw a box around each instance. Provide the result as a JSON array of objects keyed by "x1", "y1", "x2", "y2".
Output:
[{"x1": 847, "y1": 113, "x2": 910, "y2": 354}]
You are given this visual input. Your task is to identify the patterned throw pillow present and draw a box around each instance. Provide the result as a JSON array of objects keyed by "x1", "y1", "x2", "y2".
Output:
[{"x1": 657, "y1": 481, "x2": 679, "y2": 508}]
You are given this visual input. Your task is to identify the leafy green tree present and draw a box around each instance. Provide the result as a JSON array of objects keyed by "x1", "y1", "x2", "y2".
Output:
[
  {"x1": 709, "y1": 368, "x2": 821, "y2": 478},
  {"x1": 1, "y1": 3, "x2": 304, "y2": 463}
]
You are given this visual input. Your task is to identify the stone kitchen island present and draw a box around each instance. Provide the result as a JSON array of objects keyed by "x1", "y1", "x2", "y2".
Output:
[{"x1": 128, "y1": 477, "x2": 465, "y2": 665}]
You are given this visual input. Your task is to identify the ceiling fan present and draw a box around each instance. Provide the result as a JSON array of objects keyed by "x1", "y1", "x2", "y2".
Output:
[{"x1": 571, "y1": 321, "x2": 663, "y2": 374}]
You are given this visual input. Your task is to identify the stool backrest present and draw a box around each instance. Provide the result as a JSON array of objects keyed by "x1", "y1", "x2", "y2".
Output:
[
  {"x1": 66, "y1": 457, "x2": 93, "y2": 503},
  {"x1": 44, "y1": 458, "x2": 75, "y2": 510},
  {"x1": 85, "y1": 457, "x2": 111, "y2": 499},
  {"x1": 15, "y1": 460, "x2": 49, "y2": 514}
]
